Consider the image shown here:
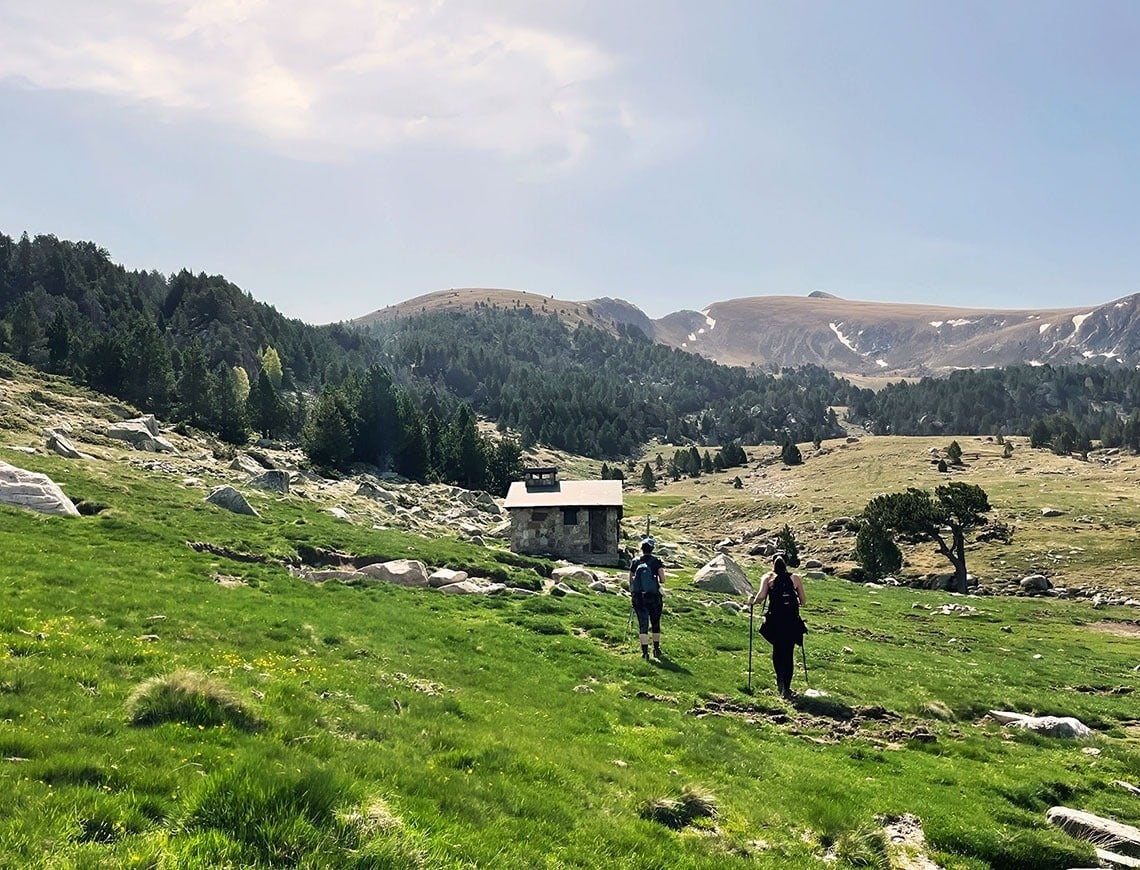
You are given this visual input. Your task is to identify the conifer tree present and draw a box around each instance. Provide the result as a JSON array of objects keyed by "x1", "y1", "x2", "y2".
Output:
[
  {"x1": 640, "y1": 463, "x2": 656, "y2": 491},
  {"x1": 214, "y1": 363, "x2": 250, "y2": 445}
]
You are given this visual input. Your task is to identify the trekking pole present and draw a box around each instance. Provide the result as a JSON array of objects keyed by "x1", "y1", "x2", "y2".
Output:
[
  {"x1": 800, "y1": 638, "x2": 810, "y2": 687},
  {"x1": 746, "y1": 603, "x2": 755, "y2": 694}
]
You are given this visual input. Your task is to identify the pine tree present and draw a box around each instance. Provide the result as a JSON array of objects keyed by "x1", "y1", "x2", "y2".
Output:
[
  {"x1": 640, "y1": 463, "x2": 656, "y2": 491},
  {"x1": 302, "y1": 387, "x2": 354, "y2": 468},
  {"x1": 176, "y1": 339, "x2": 215, "y2": 429}
]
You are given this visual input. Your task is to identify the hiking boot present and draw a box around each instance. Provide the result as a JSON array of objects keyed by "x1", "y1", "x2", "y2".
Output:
[
  {"x1": 653, "y1": 643, "x2": 663, "y2": 659},
  {"x1": 641, "y1": 644, "x2": 650, "y2": 661}
]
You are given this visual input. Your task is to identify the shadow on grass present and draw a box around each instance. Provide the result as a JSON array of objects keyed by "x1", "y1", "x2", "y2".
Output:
[
  {"x1": 792, "y1": 694, "x2": 855, "y2": 721},
  {"x1": 651, "y1": 655, "x2": 692, "y2": 675}
]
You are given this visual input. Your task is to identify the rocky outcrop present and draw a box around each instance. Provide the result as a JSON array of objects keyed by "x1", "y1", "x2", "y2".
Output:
[
  {"x1": 106, "y1": 416, "x2": 177, "y2": 453},
  {"x1": 1046, "y1": 806, "x2": 1140, "y2": 858},
  {"x1": 249, "y1": 470, "x2": 290, "y2": 494},
  {"x1": 0, "y1": 460, "x2": 80, "y2": 517}
]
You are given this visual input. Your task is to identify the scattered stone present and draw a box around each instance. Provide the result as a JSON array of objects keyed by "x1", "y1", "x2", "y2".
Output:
[
  {"x1": 988, "y1": 710, "x2": 1094, "y2": 739},
  {"x1": 205, "y1": 485, "x2": 258, "y2": 516},
  {"x1": 878, "y1": 813, "x2": 942, "y2": 870},
  {"x1": 932, "y1": 603, "x2": 977, "y2": 616},
  {"x1": 693, "y1": 553, "x2": 752, "y2": 595},
  {"x1": 803, "y1": 558, "x2": 823, "y2": 569},
  {"x1": 1041, "y1": 507, "x2": 1064, "y2": 517},
  {"x1": 328, "y1": 506, "x2": 351, "y2": 521},
  {"x1": 0, "y1": 460, "x2": 80, "y2": 516}
]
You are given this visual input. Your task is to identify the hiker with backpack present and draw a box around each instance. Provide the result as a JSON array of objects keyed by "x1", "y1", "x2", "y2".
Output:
[
  {"x1": 630, "y1": 537, "x2": 666, "y2": 660},
  {"x1": 749, "y1": 554, "x2": 807, "y2": 698}
]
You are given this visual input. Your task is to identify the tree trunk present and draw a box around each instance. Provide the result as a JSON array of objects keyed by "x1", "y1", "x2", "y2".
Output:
[{"x1": 951, "y1": 528, "x2": 968, "y2": 593}]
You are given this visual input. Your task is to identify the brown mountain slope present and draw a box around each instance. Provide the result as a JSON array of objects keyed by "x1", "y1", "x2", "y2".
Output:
[{"x1": 355, "y1": 288, "x2": 1140, "y2": 378}]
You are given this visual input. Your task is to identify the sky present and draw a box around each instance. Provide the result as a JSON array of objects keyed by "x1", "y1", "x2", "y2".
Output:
[{"x1": 2, "y1": 1, "x2": 1139, "y2": 325}]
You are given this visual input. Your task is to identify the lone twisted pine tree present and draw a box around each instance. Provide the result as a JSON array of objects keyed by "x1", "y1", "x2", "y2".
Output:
[{"x1": 862, "y1": 482, "x2": 992, "y2": 593}]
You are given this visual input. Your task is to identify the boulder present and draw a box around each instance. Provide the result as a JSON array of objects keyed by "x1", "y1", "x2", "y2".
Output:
[
  {"x1": 1020, "y1": 574, "x2": 1050, "y2": 592},
  {"x1": 552, "y1": 565, "x2": 597, "y2": 585},
  {"x1": 328, "y1": 506, "x2": 351, "y2": 521},
  {"x1": 1046, "y1": 807, "x2": 1140, "y2": 858},
  {"x1": 46, "y1": 432, "x2": 89, "y2": 460},
  {"x1": 229, "y1": 453, "x2": 266, "y2": 475},
  {"x1": 693, "y1": 553, "x2": 752, "y2": 596},
  {"x1": 249, "y1": 470, "x2": 290, "y2": 494},
  {"x1": 1041, "y1": 507, "x2": 1064, "y2": 517},
  {"x1": 988, "y1": 710, "x2": 1094, "y2": 740},
  {"x1": 358, "y1": 559, "x2": 430, "y2": 588},
  {"x1": 588, "y1": 580, "x2": 622, "y2": 594},
  {"x1": 0, "y1": 460, "x2": 80, "y2": 517},
  {"x1": 106, "y1": 418, "x2": 177, "y2": 453},
  {"x1": 429, "y1": 568, "x2": 469, "y2": 588},
  {"x1": 803, "y1": 558, "x2": 823, "y2": 569},
  {"x1": 437, "y1": 580, "x2": 484, "y2": 595},
  {"x1": 205, "y1": 485, "x2": 259, "y2": 516},
  {"x1": 356, "y1": 481, "x2": 397, "y2": 503}
]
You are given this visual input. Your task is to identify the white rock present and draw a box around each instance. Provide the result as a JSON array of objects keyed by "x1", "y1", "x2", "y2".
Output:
[
  {"x1": 429, "y1": 568, "x2": 469, "y2": 588},
  {"x1": 989, "y1": 710, "x2": 1094, "y2": 740},
  {"x1": 692, "y1": 553, "x2": 752, "y2": 595},
  {"x1": 358, "y1": 559, "x2": 430, "y2": 588},
  {"x1": 205, "y1": 485, "x2": 258, "y2": 517},
  {"x1": 0, "y1": 460, "x2": 80, "y2": 517}
]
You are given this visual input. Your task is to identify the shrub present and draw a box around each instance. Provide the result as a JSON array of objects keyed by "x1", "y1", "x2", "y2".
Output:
[{"x1": 126, "y1": 670, "x2": 261, "y2": 731}]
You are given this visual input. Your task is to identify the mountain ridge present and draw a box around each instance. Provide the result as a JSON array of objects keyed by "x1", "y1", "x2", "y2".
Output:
[{"x1": 355, "y1": 288, "x2": 1140, "y2": 377}]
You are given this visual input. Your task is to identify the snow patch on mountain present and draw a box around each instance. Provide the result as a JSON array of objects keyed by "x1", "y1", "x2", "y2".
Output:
[{"x1": 829, "y1": 322, "x2": 859, "y2": 354}]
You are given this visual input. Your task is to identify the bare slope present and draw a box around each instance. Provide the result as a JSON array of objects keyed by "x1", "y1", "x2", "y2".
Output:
[{"x1": 354, "y1": 287, "x2": 1140, "y2": 378}]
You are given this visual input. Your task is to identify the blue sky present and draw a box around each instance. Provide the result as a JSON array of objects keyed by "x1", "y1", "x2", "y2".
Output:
[{"x1": 2, "y1": 1, "x2": 1138, "y2": 324}]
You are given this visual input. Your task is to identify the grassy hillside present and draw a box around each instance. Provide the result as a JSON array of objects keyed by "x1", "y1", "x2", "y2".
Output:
[
  {"x1": 631, "y1": 435, "x2": 1140, "y2": 598},
  {"x1": 1, "y1": 372, "x2": 1139, "y2": 868}
]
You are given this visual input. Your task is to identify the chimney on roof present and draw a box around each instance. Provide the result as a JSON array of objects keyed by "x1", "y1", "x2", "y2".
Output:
[{"x1": 523, "y1": 467, "x2": 558, "y2": 490}]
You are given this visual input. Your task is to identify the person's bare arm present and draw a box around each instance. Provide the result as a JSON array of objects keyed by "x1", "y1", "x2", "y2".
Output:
[
  {"x1": 749, "y1": 573, "x2": 773, "y2": 607},
  {"x1": 793, "y1": 574, "x2": 807, "y2": 605}
]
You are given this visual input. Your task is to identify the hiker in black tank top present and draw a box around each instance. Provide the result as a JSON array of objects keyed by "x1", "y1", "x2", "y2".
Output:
[{"x1": 749, "y1": 554, "x2": 807, "y2": 699}]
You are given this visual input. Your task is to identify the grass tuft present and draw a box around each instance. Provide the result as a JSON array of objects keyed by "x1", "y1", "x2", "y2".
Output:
[
  {"x1": 832, "y1": 824, "x2": 890, "y2": 869},
  {"x1": 126, "y1": 670, "x2": 261, "y2": 731},
  {"x1": 640, "y1": 785, "x2": 719, "y2": 829},
  {"x1": 920, "y1": 700, "x2": 956, "y2": 721}
]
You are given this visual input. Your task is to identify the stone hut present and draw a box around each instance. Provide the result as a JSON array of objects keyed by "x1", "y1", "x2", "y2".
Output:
[{"x1": 503, "y1": 467, "x2": 623, "y2": 566}]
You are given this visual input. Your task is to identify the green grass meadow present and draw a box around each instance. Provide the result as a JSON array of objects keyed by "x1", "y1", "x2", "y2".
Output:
[{"x1": 1, "y1": 449, "x2": 1139, "y2": 867}]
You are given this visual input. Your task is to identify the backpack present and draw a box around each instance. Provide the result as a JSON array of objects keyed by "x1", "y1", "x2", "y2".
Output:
[
  {"x1": 759, "y1": 572, "x2": 806, "y2": 645},
  {"x1": 767, "y1": 572, "x2": 799, "y2": 619},
  {"x1": 631, "y1": 558, "x2": 660, "y2": 595}
]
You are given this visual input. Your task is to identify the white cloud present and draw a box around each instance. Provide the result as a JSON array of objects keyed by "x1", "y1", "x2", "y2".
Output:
[{"x1": 0, "y1": 0, "x2": 630, "y2": 167}]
